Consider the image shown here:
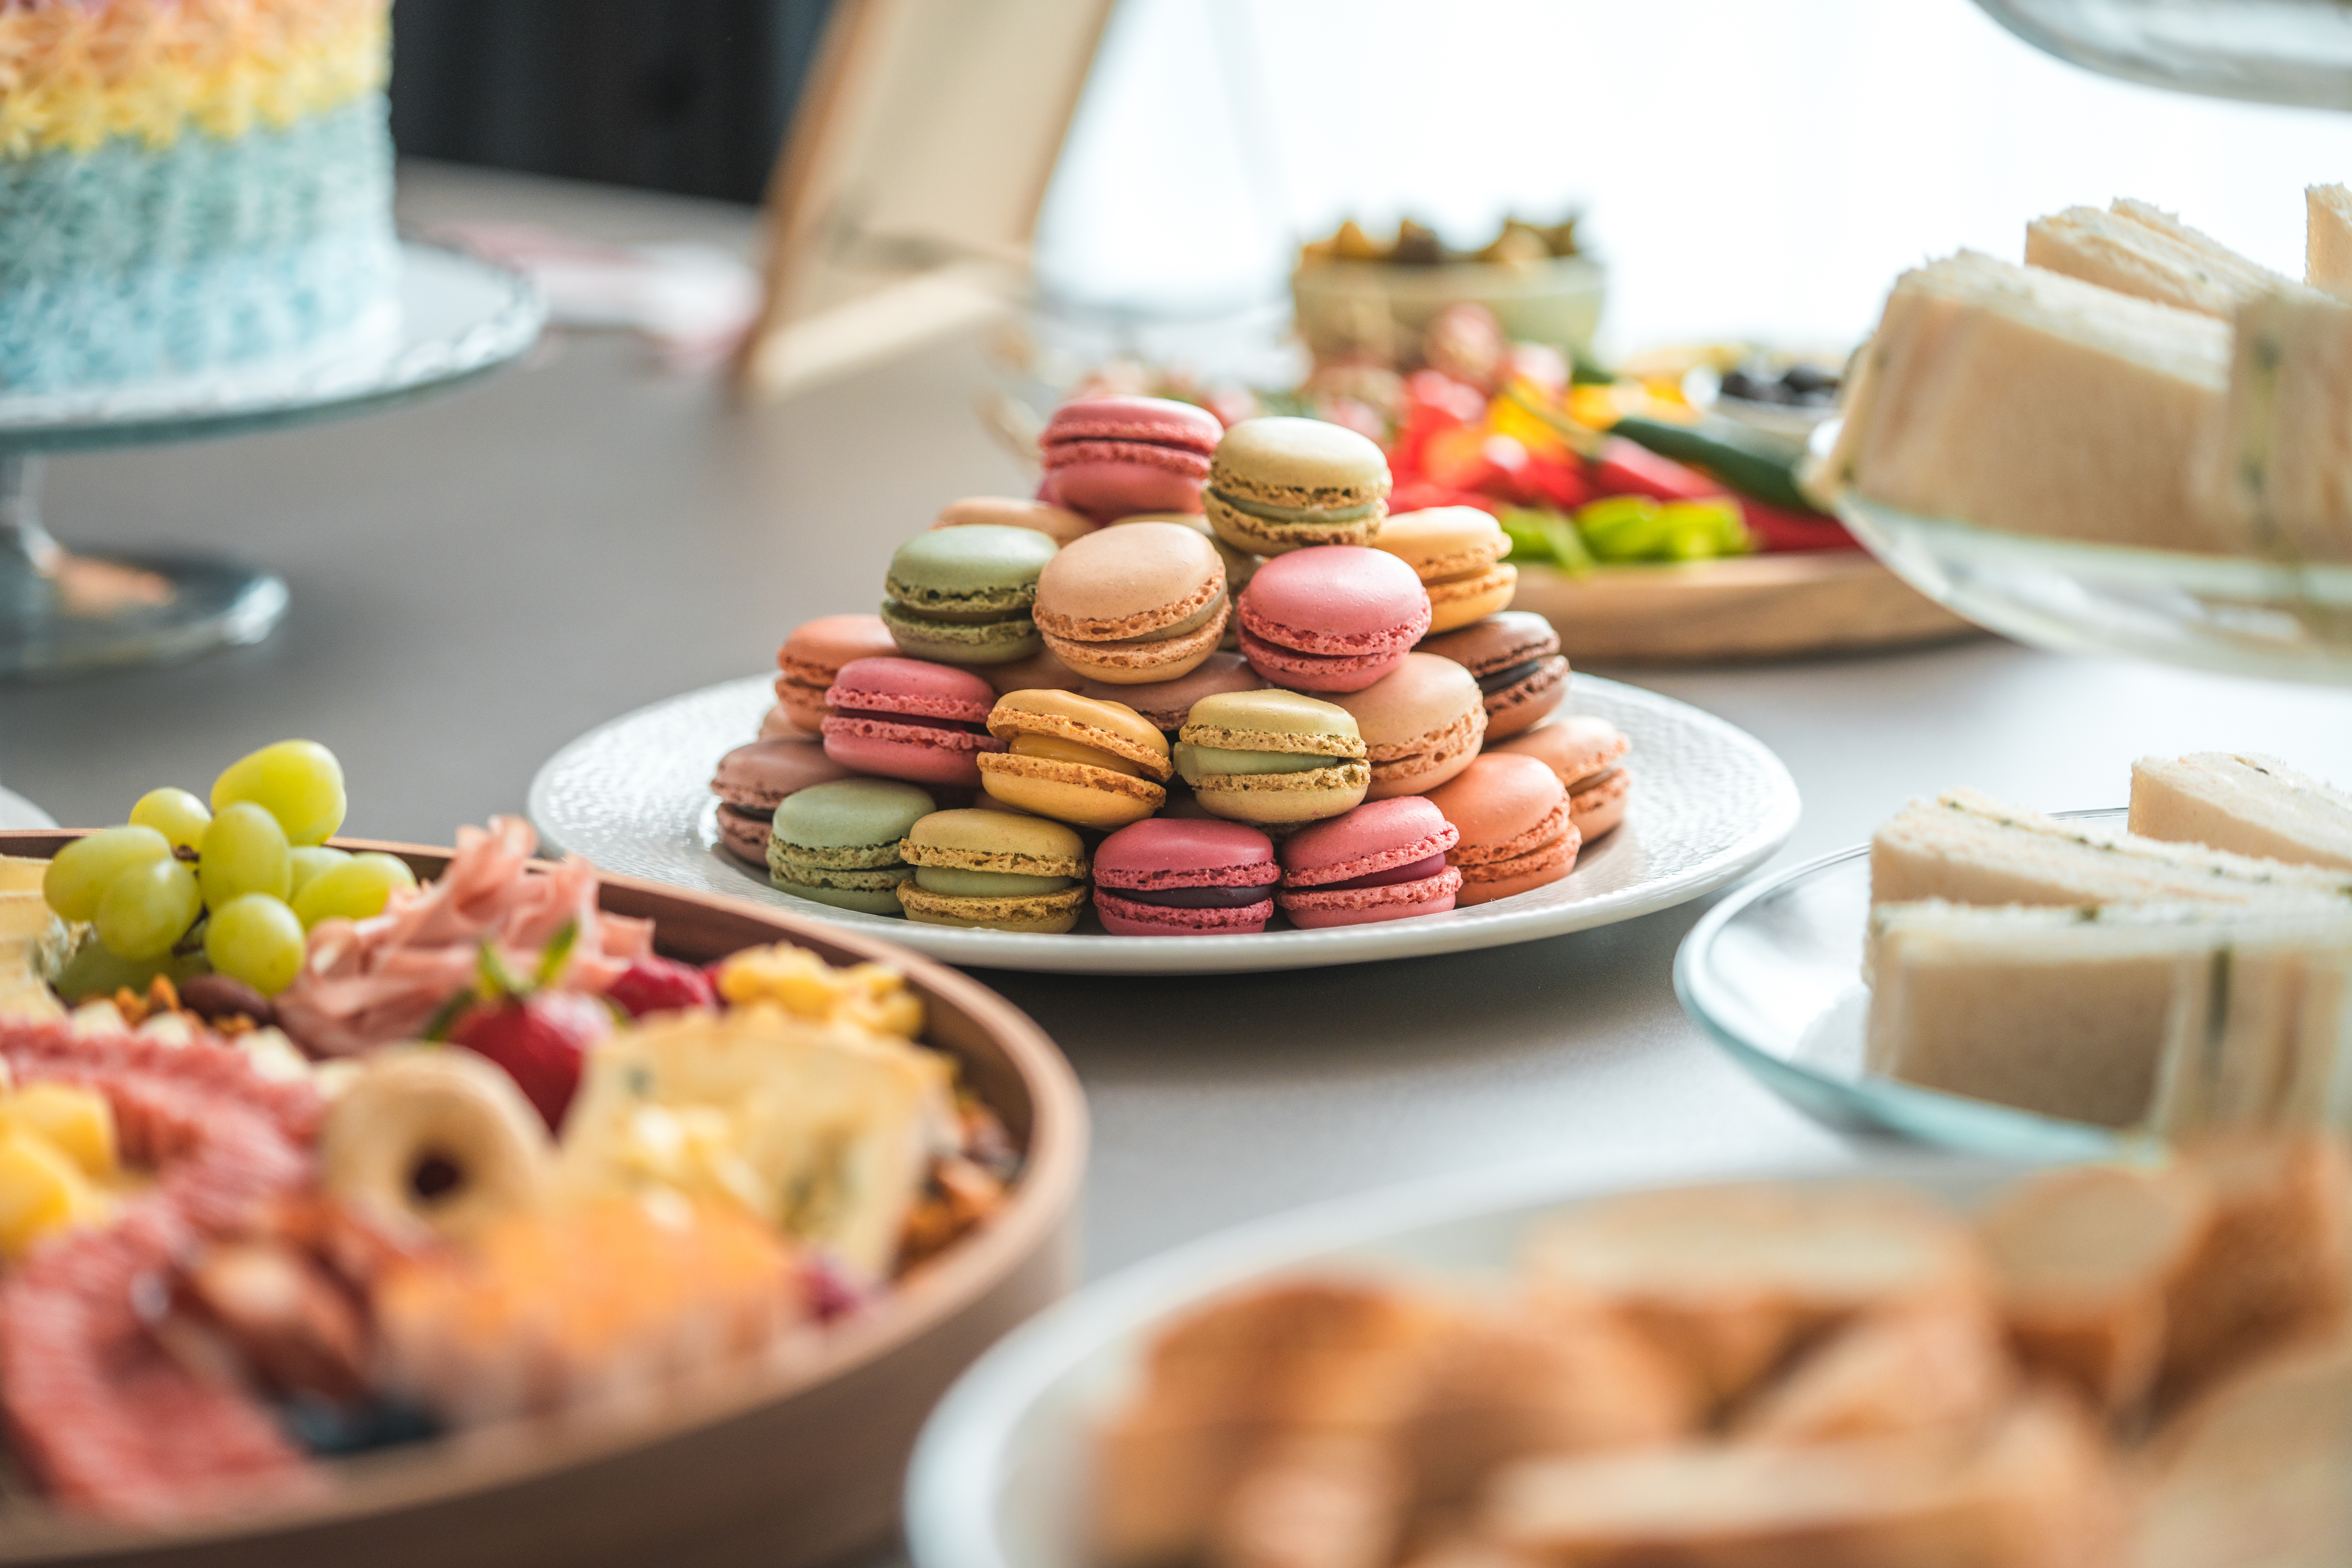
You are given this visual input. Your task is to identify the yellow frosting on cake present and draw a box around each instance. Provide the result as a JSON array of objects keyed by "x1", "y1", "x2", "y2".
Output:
[{"x1": 0, "y1": 0, "x2": 388, "y2": 156}]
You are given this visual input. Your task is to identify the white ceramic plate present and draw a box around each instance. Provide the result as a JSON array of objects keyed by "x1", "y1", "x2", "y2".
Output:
[
  {"x1": 0, "y1": 787, "x2": 54, "y2": 831},
  {"x1": 528, "y1": 674, "x2": 1800, "y2": 976},
  {"x1": 901, "y1": 1151, "x2": 2024, "y2": 1568}
]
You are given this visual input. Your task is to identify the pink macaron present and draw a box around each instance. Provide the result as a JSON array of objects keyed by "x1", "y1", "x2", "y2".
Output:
[
  {"x1": 1238, "y1": 546, "x2": 1433, "y2": 694},
  {"x1": 1093, "y1": 818, "x2": 1280, "y2": 936},
  {"x1": 1275, "y1": 797, "x2": 1463, "y2": 929},
  {"x1": 820, "y1": 657, "x2": 1006, "y2": 789},
  {"x1": 1039, "y1": 396, "x2": 1224, "y2": 523}
]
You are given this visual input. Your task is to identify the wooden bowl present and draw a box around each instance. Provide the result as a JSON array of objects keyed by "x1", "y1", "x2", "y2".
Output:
[{"x1": 0, "y1": 832, "x2": 1088, "y2": 1568}]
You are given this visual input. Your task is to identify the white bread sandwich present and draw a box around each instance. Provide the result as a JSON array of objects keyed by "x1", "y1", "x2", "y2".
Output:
[
  {"x1": 2025, "y1": 199, "x2": 2301, "y2": 319},
  {"x1": 1817, "y1": 251, "x2": 2230, "y2": 553},
  {"x1": 1865, "y1": 898, "x2": 2352, "y2": 1131},
  {"x1": 2308, "y1": 183, "x2": 2352, "y2": 300},
  {"x1": 2195, "y1": 285, "x2": 2352, "y2": 564},
  {"x1": 2131, "y1": 752, "x2": 2352, "y2": 872},
  {"x1": 1872, "y1": 787, "x2": 2352, "y2": 909}
]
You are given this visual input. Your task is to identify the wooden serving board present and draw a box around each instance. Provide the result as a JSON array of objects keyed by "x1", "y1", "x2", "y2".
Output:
[
  {"x1": 0, "y1": 833, "x2": 1087, "y2": 1568},
  {"x1": 1511, "y1": 551, "x2": 1978, "y2": 664}
]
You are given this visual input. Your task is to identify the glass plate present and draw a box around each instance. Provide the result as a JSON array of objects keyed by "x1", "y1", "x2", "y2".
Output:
[
  {"x1": 1836, "y1": 489, "x2": 2352, "y2": 687},
  {"x1": 1974, "y1": 0, "x2": 2352, "y2": 109},
  {"x1": 1674, "y1": 808, "x2": 2129, "y2": 1161},
  {"x1": 0, "y1": 241, "x2": 546, "y2": 454},
  {"x1": 526, "y1": 673, "x2": 1800, "y2": 977}
]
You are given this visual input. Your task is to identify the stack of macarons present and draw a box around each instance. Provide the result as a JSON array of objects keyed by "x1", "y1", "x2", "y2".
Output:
[{"x1": 709, "y1": 396, "x2": 1637, "y2": 935}]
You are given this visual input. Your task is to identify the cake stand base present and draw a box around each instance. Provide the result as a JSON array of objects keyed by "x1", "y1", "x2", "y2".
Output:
[{"x1": 0, "y1": 456, "x2": 287, "y2": 679}]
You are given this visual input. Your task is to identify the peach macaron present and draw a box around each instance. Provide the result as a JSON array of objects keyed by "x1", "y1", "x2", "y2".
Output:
[
  {"x1": 1424, "y1": 753, "x2": 1580, "y2": 905},
  {"x1": 1034, "y1": 522, "x2": 1229, "y2": 685},
  {"x1": 1328, "y1": 653, "x2": 1485, "y2": 800},
  {"x1": 1492, "y1": 716, "x2": 1633, "y2": 840}
]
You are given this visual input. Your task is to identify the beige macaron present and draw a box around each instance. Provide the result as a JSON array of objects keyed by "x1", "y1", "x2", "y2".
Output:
[
  {"x1": 1204, "y1": 417, "x2": 1391, "y2": 555},
  {"x1": 1108, "y1": 510, "x2": 1262, "y2": 648},
  {"x1": 1034, "y1": 522, "x2": 1230, "y2": 685},
  {"x1": 1174, "y1": 688, "x2": 1371, "y2": 825},
  {"x1": 1492, "y1": 716, "x2": 1632, "y2": 839},
  {"x1": 1375, "y1": 506, "x2": 1517, "y2": 633},
  {"x1": 1328, "y1": 653, "x2": 1487, "y2": 800},
  {"x1": 933, "y1": 496, "x2": 1099, "y2": 547},
  {"x1": 978, "y1": 689, "x2": 1172, "y2": 830},
  {"x1": 895, "y1": 809, "x2": 1091, "y2": 933}
]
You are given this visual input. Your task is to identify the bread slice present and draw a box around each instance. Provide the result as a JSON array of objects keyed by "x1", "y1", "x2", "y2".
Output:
[
  {"x1": 2308, "y1": 183, "x2": 2352, "y2": 301},
  {"x1": 1870, "y1": 787, "x2": 2352, "y2": 909},
  {"x1": 1208, "y1": 1436, "x2": 1405, "y2": 1568},
  {"x1": 1407, "y1": 1297, "x2": 1700, "y2": 1510},
  {"x1": 1521, "y1": 1182, "x2": 1987, "y2": 1407},
  {"x1": 1863, "y1": 898, "x2": 2352, "y2": 1131},
  {"x1": 1815, "y1": 249, "x2": 2230, "y2": 552},
  {"x1": 1731, "y1": 1305, "x2": 2014, "y2": 1446},
  {"x1": 2131, "y1": 752, "x2": 2352, "y2": 872},
  {"x1": 2140, "y1": 1336, "x2": 2352, "y2": 1568},
  {"x1": 1480, "y1": 1391, "x2": 2125, "y2": 1568},
  {"x1": 2197, "y1": 285, "x2": 2352, "y2": 564},
  {"x1": 1092, "y1": 1280, "x2": 1456, "y2": 1566},
  {"x1": 2161, "y1": 1133, "x2": 2352, "y2": 1401},
  {"x1": 1974, "y1": 1163, "x2": 2213, "y2": 1412},
  {"x1": 2026, "y1": 200, "x2": 2297, "y2": 318}
]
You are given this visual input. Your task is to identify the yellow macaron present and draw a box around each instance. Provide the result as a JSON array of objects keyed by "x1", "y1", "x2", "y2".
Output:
[
  {"x1": 1373, "y1": 506, "x2": 1517, "y2": 632},
  {"x1": 977, "y1": 690, "x2": 1173, "y2": 831}
]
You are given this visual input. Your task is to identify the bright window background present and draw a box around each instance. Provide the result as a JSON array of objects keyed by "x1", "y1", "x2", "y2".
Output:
[{"x1": 1033, "y1": 0, "x2": 2352, "y2": 355}]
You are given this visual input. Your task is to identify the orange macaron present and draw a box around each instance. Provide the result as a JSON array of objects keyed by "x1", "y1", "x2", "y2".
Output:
[
  {"x1": 1424, "y1": 753, "x2": 1580, "y2": 905},
  {"x1": 1492, "y1": 717, "x2": 1632, "y2": 841}
]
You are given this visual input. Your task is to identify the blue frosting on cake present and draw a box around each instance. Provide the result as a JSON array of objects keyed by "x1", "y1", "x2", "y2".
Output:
[{"x1": 0, "y1": 94, "x2": 397, "y2": 393}]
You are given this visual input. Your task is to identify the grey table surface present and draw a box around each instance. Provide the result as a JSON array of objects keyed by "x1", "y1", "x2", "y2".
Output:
[{"x1": 10, "y1": 161, "x2": 2352, "y2": 1295}]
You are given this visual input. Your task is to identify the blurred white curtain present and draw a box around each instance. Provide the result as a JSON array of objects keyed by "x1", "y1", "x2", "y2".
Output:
[{"x1": 1034, "y1": 0, "x2": 2352, "y2": 350}]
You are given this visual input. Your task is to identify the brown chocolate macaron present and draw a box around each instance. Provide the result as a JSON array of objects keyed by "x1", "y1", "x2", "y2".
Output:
[
  {"x1": 1078, "y1": 650, "x2": 1267, "y2": 735},
  {"x1": 1492, "y1": 717, "x2": 1632, "y2": 840},
  {"x1": 1418, "y1": 611, "x2": 1569, "y2": 740},
  {"x1": 710, "y1": 736, "x2": 859, "y2": 868}
]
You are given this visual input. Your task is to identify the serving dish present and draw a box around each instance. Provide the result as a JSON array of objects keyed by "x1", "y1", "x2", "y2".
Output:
[
  {"x1": 527, "y1": 673, "x2": 1800, "y2": 977},
  {"x1": 902, "y1": 1152, "x2": 2021, "y2": 1568},
  {"x1": 0, "y1": 829, "x2": 1086, "y2": 1568},
  {"x1": 1672, "y1": 809, "x2": 2128, "y2": 1164},
  {"x1": 1512, "y1": 554, "x2": 1975, "y2": 665},
  {"x1": 1835, "y1": 468, "x2": 2352, "y2": 689}
]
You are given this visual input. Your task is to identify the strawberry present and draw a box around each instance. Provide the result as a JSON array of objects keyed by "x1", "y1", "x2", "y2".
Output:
[
  {"x1": 428, "y1": 924, "x2": 613, "y2": 1133},
  {"x1": 604, "y1": 955, "x2": 715, "y2": 1019},
  {"x1": 448, "y1": 990, "x2": 609, "y2": 1133}
]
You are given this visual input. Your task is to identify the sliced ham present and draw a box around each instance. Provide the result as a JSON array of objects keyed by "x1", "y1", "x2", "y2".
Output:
[{"x1": 274, "y1": 815, "x2": 653, "y2": 1057}]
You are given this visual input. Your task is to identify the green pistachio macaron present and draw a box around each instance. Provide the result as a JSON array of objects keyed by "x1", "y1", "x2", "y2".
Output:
[
  {"x1": 1204, "y1": 417, "x2": 1392, "y2": 556},
  {"x1": 1174, "y1": 688, "x2": 1371, "y2": 825},
  {"x1": 881, "y1": 524, "x2": 1060, "y2": 664},
  {"x1": 767, "y1": 778, "x2": 936, "y2": 915},
  {"x1": 895, "y1": 808, "x2": 1090, "y2": 933}
]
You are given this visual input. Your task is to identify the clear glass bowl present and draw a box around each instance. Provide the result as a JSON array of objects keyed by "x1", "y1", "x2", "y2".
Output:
[
  {"x1": 1974, "y1": 0, "x2": 2352, "y2": 109},
  {"x1": 1835, "y1": 490, "x2": 2352, "y2": 688},
  {"x1": 1674, "y1": 810, "x2": 2132, "y2": 1161}
]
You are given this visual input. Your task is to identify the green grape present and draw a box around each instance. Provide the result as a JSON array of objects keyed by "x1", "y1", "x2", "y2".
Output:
[
  {"x1": 198, "y1": 802, "x2": 292, "y2": 909},
  {"x1": 203, "y1": 894, "x2": 306, "y2": 995},
  {"x1": 50, "y1": 939, "x2": 203, "y2": 1003},
  {"x1": 210, "y1": 739, "x2": 346, "y2": 847},
  {"x1": 42, "y1": 826, "x2": 172, "y2": 922},
  {"x1": 289, "y1": 851, "x2": 416, "y2": 930},
  {"x1": 127, "y1": 787, "x2": 210, "y2": 854},
  {"x1": 95, "y1": 857, "x2": 201, "y2": 961},
  {"x1": 287, "y1": 845, "x2": 351, "y2": 899}
]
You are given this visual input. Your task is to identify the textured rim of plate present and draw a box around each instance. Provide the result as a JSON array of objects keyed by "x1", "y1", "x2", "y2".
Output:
[
  {"x1": 0, "y1": 240, "x2": 547, "y2": 452},
  {"x1": 901, "y1": 1146, "x2": 2024, "y2": 1568},
  {"x1": 1673, "y1": 808, "x2": 2130, "y2": 1160},
  {"x1": 527, "y1": 673, "x2": 1801, "y2": 975}
]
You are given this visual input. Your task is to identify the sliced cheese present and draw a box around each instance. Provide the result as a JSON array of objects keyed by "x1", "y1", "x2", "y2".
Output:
[
  {"x1": 559, "y1": 1002, "x2": 956, "y2": 1280},
  {"x1": 2307, "y1": 183, "x2": 2352, "y2": 301},
  {"x1": 0, "y1": 857, "x2": 44, "y2": 894}
]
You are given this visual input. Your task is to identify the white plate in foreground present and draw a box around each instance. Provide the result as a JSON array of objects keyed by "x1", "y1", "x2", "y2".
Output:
[
  {"x1": 528, "y1": 673, "x2": 1799, "y2": 975},
  {"x1": 902, "y1": 1152, "x2": 2021, "y2": 1568}
]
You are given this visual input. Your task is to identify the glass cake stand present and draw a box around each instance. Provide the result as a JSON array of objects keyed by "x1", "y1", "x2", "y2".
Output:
[
  {"x1": 1974, "y1": 0, "x2": 2352, "y2": 109},
  {"x1": 0, "y1": 241, "x2": 545, "y2": 678}
]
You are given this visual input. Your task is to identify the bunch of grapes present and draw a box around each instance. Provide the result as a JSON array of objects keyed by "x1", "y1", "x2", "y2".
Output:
[{"x1": 41, "y1": 741, "x2": 415, "y2": 997}]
